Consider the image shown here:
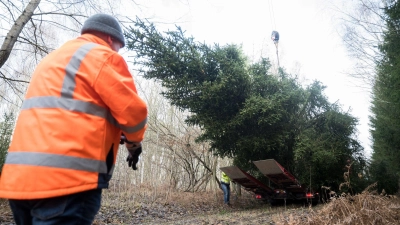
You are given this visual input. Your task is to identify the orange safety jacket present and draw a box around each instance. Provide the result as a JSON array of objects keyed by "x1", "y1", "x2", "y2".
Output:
[{"x1": 0, "y1": 34, "x2": 148, "y2": 200}]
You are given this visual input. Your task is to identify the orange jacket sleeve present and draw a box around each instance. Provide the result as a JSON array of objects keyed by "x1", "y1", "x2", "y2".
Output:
[{"x1": 94, "y1": 52, "x2": 148, "y2": 142}]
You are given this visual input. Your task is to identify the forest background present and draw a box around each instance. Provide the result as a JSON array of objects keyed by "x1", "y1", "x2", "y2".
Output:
[{"x1": 0, "y1": 1, "x2": 399, "y2": 219}]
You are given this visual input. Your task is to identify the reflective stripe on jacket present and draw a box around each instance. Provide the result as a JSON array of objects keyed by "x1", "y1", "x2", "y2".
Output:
[
  {"x1": 0, "y1": 34, "x2": 148, "y2": 199},
  {"x1": 221, "y1": 172, "x2": 231, "y2": 184}
]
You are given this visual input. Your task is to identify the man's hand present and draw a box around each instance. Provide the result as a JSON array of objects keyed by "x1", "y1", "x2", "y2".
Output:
[{"x1": 125, "y1": 141, "x2": 142, "y2": 170}]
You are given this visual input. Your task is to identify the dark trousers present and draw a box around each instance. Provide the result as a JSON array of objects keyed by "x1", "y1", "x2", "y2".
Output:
[
  {"x1": 8, "y1": 189, "x2": 102, "y2": 225},
  {"x1": 221, "y1": 182, "x2": 230, "y2": 204}
]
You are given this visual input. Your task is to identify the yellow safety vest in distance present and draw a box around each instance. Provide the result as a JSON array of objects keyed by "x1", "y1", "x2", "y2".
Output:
[{"x1": 221, "y1": 172, "x2": 231, "y2": 184}]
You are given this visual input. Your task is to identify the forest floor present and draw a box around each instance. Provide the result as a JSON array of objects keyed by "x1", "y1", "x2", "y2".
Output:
[
  {"x1": 1, "y1": 187, "x2": 399, "y2": 225},
  {"x1": 0, "y1": 190, "x2": 316, "y2": 225},
  {"x1": 94, "y1": 191, "x2": 314, "y2": 225}
]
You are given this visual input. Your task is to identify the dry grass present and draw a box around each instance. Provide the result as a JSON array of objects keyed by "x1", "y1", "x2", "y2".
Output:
[
  {"x1": 94, "y1": 183, "x2": 265, "y2": 224},
  {"x1": 274, "y1": 184, "x2": 400, "y2": 225}
]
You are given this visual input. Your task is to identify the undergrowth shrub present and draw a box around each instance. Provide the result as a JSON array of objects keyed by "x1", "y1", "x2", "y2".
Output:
[
  {"x1": 274, "y1": 160, "x2": 400, "y2": 225},
  {"x1": 0, "y1": 112, "x2": 15, "y2": 173},
  {"x1": 275, "y1": 183, "x2": 400, "y2": 225}
]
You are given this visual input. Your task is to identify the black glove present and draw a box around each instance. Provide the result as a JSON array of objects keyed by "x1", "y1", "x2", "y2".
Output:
[
  {"x1": 120, "y1": 133, "x2": 127, "y2": 145},
  {"x1": 125, "y1": 142, "x2": 142, "y2": 170}
]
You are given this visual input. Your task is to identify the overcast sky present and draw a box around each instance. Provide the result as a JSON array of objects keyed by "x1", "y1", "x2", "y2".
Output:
[{"x1": 126, "y1": 0, "x2": 372, "y2": 157}]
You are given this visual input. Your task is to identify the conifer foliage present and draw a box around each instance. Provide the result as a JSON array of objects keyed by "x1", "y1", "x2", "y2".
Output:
[
  {"x1": 125, "y1": 18, "x2": 365, "y2": 191},
  {"x1": 370, "y1": 1, "x2": 400, "y2": 194},
  {"x1": 0, "y1": 112, "x2": 15, "y2": 173}
]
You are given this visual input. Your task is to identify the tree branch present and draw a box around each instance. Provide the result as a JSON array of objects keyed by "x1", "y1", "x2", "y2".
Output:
[{"x1": 0, "y1": 0, "x2": 41, "y2": 69}]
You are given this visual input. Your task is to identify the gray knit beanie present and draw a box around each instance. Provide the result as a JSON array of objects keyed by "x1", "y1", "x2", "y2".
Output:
[{"x1": 81, "y1": 13, "x2": 125, "y2": 47}]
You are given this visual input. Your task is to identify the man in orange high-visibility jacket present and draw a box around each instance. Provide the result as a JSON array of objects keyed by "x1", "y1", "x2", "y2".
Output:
[{"x1": 0, "y1": 14, "x2": 148, "y2": 224}]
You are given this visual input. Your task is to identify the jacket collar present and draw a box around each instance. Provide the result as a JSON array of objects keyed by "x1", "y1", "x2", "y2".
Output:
[{"x1": 78, "y1": 34, "x2": 112, "y2": 49}]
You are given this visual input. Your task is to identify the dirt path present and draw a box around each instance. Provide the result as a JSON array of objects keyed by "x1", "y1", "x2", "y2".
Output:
[
  {"x1": 1, "y1": 196, "x2": 316, "y2": 225},
  {"x1": 135, "y1": 204, "x2": 318, "y2": 225},
  {"x1": 92, "y1": 202, "x2": 316, "y2": 225},
  {"x1": 149, "y1": 207, "x2": 277, "y2": 225}
]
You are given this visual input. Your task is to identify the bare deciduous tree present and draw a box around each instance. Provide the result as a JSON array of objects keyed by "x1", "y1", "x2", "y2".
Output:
[
  {"x1": 0, "y1": 0, "x2": 125, "y2": 103},
  {"x1": 112, "y1": 78, "x2": 230, "y2": 194},
  {"x1": 336, "y1": 0, "x2": 388, "y2": 87},
  {"x1": 0, "y1": 0, "x2": 39, "y2": 70}
]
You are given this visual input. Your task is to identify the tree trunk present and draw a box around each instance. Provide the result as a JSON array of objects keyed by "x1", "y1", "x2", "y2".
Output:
[
  {"x1": 212, "y1": 157, "x2": 218, "y2": 201},
  {"x1": 0, "y1": 0, "x2": 41, "y2": 69},
  {"x1": 236, "y1": 183, "x2": 241, "y2": 196}
]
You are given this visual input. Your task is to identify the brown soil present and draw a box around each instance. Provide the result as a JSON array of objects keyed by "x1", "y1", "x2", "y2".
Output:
[
  {"x1": 0, "y1": 191, "x2": 310, "y2": 225},
  {"x1": 1, "y1": 189, "x2": 399, "y2": 225}
]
